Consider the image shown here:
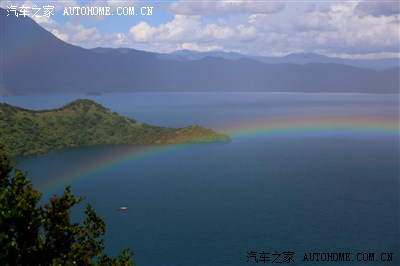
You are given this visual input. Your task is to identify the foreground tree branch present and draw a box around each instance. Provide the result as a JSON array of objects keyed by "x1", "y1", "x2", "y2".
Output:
[{"x1": 0, "y1": 144, "x2": 133, "y2": 265}]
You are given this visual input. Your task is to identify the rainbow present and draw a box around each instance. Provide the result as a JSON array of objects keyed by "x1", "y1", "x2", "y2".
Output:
[
  {"x1": 218, "y1": 115, "x2": 399, "y2": 139},
  {"x1": 41, "y1": 143, "x2": 192, "y2": 195},
  {"x1": 41, "y1": 115, "x2": 399, "y2": 195}
]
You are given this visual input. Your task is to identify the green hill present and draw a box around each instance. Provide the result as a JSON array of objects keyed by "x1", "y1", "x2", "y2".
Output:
[{"x1": 0, "y1": 99, "x2": 230, "y2": 156}]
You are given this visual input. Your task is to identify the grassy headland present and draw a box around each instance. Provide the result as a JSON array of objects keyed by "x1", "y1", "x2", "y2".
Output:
[{"x1": 0, "y1": 99, "x2": 230, "y2": 156}]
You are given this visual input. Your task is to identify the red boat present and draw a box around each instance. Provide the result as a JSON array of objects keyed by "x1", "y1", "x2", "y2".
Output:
[{"x1": 117, "y1": 207, "x2": 128, "y2": 211}]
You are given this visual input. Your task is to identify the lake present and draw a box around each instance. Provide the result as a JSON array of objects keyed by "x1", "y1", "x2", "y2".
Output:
[{"x1": 4, "y1": 92, "x2": 399, "y2": 265}]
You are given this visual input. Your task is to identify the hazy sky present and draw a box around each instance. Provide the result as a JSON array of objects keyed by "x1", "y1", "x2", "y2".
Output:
[{"x1": 2, "y1": 1, "x2": 399, "y2": 58}]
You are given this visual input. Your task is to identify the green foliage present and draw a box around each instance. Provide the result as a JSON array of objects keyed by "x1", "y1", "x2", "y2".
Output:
[
  {"x1": 0, "y1": 99, "x2": 230, "y2": 156},
  {"x1": 0, "y1": 145, "x2": 134, "y2": 265}
]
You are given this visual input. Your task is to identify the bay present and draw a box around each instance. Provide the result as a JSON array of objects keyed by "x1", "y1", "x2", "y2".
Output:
[{"x1": 4, "y1": 92, "x2": 399, "y2": 265}]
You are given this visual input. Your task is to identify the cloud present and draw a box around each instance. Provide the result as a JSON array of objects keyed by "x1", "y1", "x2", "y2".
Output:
[
  {"x1": 50, "y1": 29, "x2": 69, "y2": 42},
  {"x1": 103, "y1": 33, "x2": 128, "y2": 47},
  {"x1": 31, "y1": 15, "x2": 70, "y2": 42},
  {"x1": 32, "y1": 14, "x2": 57, "y2": 26},
  {"x1": 177, "y1": 42, "x2": 222, "y2": 52},
  {"x1": 129, "y1": 15, "x2": 201, "y2": 43},
  {"x1": 128, "y1": 15, "x2": 258, "y2": 53},
  {"x1": 83, "y1": 2, "x2": 400, "y2": 57},
  {"x1": 355, "y1": 1, "x2": 400, "y2": 17},
  {"x1": 284, "y1": 3, "x2": 400, "y2": 56},
  {"x1": 68, "y1": 23, "x2": 101, "y2": 43},
  {"x1": 294, "y1": 12, "x2": 336, "y2": 32},
  {"x1": 9, "y1": 0, "x2": 398, "y2": 59},
  {"x1": 30, "y1": 15, "x2": 104, "y2": 47},
  {"x1": 320, "y1": 51, "x2": 400, "y2": 60},
  {"x1": 168, "y1": 0, "x2": 285, "y2": 16}
]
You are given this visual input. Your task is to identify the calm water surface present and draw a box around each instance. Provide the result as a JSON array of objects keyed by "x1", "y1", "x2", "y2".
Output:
[{"x1": 5, "y1": 92, "x2": 399, "y2": 266}]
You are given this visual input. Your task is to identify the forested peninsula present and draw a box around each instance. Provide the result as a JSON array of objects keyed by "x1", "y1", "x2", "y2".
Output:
[{"x1": 0, "y1": 99, "x2": 230, "y2": 156}]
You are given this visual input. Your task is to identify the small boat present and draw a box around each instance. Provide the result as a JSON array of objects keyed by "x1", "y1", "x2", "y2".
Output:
[{"x1": 117, "y1": 207, "x2": 128, "y2": 211}]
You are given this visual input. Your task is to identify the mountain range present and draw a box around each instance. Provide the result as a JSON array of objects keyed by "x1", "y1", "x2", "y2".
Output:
[
  {"x1": 156, "y1": 50, "x2": 399, "y2": 70},
  {"x1": 1, "y1": 8, "x2": 399, "y2": 95}
]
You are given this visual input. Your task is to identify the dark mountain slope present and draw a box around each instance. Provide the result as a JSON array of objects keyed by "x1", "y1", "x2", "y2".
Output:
[{"x1": 1, "y1": 8, "x2": 398, "y2": 94}]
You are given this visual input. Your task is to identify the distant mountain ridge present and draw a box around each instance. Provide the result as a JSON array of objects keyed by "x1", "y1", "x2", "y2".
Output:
[
  {"x1": 155, "y1": 50, "x2": 399, "y2": 70},
  {"x1": 0, "y1": 99, "x2": 230, "y2": 156},
  {"x1": 1, "y1": 8, "x2": 399, "y2": 94},
  {"x1": 92, "y1": 48, "x2": 399, "y2": 71}
]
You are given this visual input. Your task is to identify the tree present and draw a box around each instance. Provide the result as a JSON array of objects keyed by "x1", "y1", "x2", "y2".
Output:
[{"x1": 0, "y1": 145, "x2": 133, "y2": 265}]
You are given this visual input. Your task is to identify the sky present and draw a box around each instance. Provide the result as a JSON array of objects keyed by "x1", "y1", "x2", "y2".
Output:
[{"x1": 2, "y1": 0, "x2": 399, "y2": 59}]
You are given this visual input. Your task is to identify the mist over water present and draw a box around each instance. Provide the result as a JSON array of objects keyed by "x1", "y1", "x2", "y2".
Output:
[{"x1": 9, "y1": 92, "x2": 399, "y2": 266}]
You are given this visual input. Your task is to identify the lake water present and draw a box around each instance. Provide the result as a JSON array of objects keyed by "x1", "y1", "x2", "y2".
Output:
[{"x1": 3, "y1": 92, "x2": 399, "y2": 265}]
